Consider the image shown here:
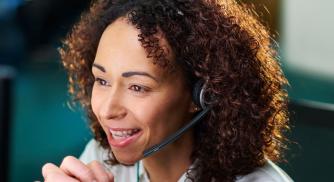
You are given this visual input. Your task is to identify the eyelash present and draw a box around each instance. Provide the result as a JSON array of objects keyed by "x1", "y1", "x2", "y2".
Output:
[
  {"x1": 129, "y1": 85, "x2": 150, "y2": 93},
  {"x1": 94, "y1": 77, "x2": 150, "y2": 93},
  {"x1": 95, "y1": 78, "x2": 109, "y2": 86}
]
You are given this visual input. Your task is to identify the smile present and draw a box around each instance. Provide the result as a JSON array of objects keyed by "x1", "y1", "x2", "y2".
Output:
[
  {"x1": 108, "y1": 128, "x2": 142, "y2": 148},
  {"x1": 110, "y1": 128, "x2": 141, "y2": 139}
]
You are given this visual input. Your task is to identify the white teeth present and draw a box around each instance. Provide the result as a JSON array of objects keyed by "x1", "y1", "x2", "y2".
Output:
[{"x1": 110, "y1": 129, "x2": 139, "y2": 139}]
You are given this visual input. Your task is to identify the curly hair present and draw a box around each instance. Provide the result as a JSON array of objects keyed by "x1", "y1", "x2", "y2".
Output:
[{"x1": 60, "y1": 0, "x2": 290, "y2": 181}]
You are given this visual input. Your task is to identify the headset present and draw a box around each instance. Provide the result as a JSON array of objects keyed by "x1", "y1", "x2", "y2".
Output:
[{"x1": 142, "y1": 80, "x2": 212, "y2": 158}]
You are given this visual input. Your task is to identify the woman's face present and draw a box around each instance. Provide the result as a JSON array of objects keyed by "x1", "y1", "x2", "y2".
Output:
[{"x1": 91, "y1": 18, "x2": 194, "y2": 164}]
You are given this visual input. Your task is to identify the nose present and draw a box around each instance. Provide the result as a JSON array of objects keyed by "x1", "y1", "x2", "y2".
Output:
[{"x1": 98, "y1": 88, "x2": 127, "y2": 121}]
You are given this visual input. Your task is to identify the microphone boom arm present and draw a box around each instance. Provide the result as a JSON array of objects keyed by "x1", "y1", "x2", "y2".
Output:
[{"x1": 143, "y1": 106, "x2": 211, "y2": 158}]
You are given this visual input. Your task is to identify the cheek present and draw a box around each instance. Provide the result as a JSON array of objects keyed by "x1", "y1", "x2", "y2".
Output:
[
  {"x1": 130, "y1": 97, "x2": 162, "y2": 126},
  {"x1": 133, "y1": 93, "x2": 191, "y2": 135},
  {"x1": 90, "y1": 87, "x2": 102, "y2": 119}
]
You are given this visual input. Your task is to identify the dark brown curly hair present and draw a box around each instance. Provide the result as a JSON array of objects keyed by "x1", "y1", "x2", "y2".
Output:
[{"x1": 60, "y1": 0, "x2": 290, "y2": 181}]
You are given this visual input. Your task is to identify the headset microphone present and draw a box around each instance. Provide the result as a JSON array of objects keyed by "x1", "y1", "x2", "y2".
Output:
[
  {"x1": 143, "y1": 80, "x2": 212, "y2": 158},
  {"x1": 143, "y1": 106, "x2": 211, "y2": 157}
]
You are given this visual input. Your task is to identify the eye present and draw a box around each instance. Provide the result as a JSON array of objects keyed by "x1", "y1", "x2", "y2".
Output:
[
  {"x1": 129, "y1": 84, "x2": 149, "y2": 93},
  {"x1": 95, "y1": 77, "x2": 109, "y2": 86}
]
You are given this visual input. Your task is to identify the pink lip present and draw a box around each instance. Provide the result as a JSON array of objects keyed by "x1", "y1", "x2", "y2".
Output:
[{"x1": 108, "y1": 129, "x2": 143, "y2": 148}]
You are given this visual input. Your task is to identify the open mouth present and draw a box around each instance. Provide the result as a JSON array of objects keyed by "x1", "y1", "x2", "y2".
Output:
[
  {"x1": 110, "y1": 128, "x2": 141, "y2": 140},
  {"x1": 108, "y1": 128, "x2": 143, "y2": 148}
]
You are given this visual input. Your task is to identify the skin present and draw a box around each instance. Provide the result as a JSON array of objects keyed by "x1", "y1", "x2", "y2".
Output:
[{"x1": 42, "y1": 17, "x2": 196, "y2": 182}]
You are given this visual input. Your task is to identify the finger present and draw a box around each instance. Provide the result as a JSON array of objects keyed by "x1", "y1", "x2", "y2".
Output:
[
  {"x1": 87, "y1": 161, "x2": 114, "y2": 182},
  {"x1": 42, "y1": 163, "x2": 79, "y2": 182},
  {"x1": 60, "y1": 156, "x2": 96, "y2": 182},
  {"x1": 108, "y1": 172, "x2": 114, "y2": 182}
]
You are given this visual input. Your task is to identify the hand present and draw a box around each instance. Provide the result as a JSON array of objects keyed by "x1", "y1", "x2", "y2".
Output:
[{"x1": 42, "y1": 156, "x2": 114, "y2": 182}]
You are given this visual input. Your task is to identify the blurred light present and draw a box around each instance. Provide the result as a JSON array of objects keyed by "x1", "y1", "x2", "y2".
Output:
[
  {"x1": 281, "y1": 0, "x2": 334, "y2": 78},
  {"x1": 0, "y1": 0, "x2": 23, "y2": 18}
]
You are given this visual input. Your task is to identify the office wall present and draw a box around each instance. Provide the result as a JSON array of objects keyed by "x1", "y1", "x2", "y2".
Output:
[{"x1": 281, "y1": 0, "x2": 334, "y2": 78}]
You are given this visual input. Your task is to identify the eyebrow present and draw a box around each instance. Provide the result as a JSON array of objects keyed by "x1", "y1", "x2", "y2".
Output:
[
  {"x1": 92, "y1": 63, "x2": 106, "y2": 72},
  {"x1": 122, "y1": 71, "x2": 158, "y2": 82},
  {"x1": 92, "y1": 63, "x2": 158, "y2": 82}
]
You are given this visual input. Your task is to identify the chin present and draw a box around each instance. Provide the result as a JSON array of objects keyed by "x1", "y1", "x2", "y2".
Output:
[{"x1": 113, "y1": 150, "x2": 141, "y2": 165}]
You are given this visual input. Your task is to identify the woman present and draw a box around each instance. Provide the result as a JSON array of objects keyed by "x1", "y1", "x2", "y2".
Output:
[{"x1": 42, "y1": 0, "x2": 292, "y2": 181}]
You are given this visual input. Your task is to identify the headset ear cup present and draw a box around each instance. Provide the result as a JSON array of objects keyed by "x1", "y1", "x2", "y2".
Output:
[{"x1": 192, "y1": 80, "x2": 204, "y2": 109}]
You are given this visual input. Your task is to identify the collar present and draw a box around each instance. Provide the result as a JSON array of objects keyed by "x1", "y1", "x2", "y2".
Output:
[{"x1": 136, "y1": 160, "x2": 196, "y2": 182}]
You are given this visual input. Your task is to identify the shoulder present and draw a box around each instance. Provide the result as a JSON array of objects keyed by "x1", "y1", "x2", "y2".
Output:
[{"x1": 236, "y1": 160, "x2": 293, "y2": 182}]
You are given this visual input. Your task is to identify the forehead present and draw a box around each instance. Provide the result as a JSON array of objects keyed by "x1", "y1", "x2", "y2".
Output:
[{"x1": 94, "y1": 17, "x2": 178, "y2": 79}]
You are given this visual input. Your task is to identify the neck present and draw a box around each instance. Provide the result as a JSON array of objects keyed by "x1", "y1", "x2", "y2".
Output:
[{"x1": 142, "y1": 129, "x2": 194, "y2": 182}]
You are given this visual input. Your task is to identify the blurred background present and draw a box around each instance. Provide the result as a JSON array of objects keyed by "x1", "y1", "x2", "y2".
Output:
[{"x1": 0, "y1": 0, "x2": 333, "y2": 181}]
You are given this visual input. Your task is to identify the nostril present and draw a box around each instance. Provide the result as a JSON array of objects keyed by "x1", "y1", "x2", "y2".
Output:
[{"x1": 101, "y1": 107, "x2": 127, "y2": 120}]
